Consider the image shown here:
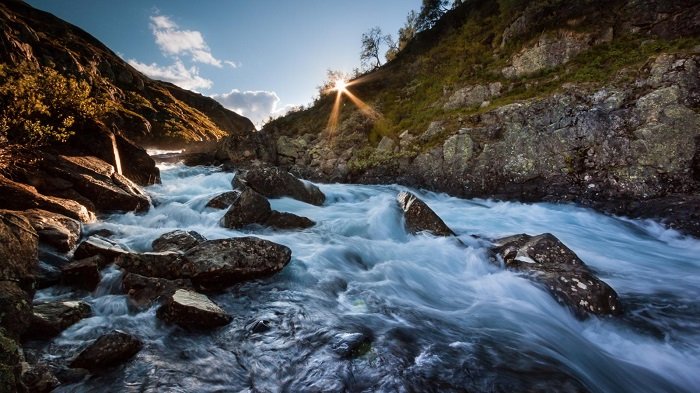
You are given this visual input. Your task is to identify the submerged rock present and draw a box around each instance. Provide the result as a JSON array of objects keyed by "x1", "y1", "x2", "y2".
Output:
[
  {"x1": 396, "y1": 191, "x2": 455, "y2": 236},
  {"x1": 69, "y1": 330, "x2": 142, "y2": 371},
  {"x1": 151, "y1": 230, "x2": 206, "y2": 253},
  {"x1": 121, "y1": 273, "x2": 191, "y2": 310},
  {"x1": 234, "y1": 166, "x2": 325, "y2": 206},
  {"x1": 493, "y1": 233, "x2": 622, "y2": 317},
  {"x1": 115, "y1": 251, "x2": 192, "y2": 280},
  {"x1": 184, "y1": 237, "x2": 292, "y2": 290},
  {"x1": 265, "y1": 211, "x2": 315, "y2": 230},
  {"x1": 26, "y1": 301, "x2": 91, "y2": 340},
  {"x1": 156, "y1": 289, "x2": 232, "y2": 329},
  {"x1": 21, "y1": 209, "x2": 81, "y2": 253},
  {"x1": 73, "y1": 235, "x2": 128, "y2": 262},
  {"x1": 61, "y1": 256, "x2": 103, "y2": 291},
  {"x1": 331, "y1": 332, "x2": 373, "y2": 359},
  {"x1": 205, "y1": 191, "x2": 240, "y2": 209}
]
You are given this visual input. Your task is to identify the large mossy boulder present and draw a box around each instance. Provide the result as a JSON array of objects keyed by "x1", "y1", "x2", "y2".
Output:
[
  {"x1": 493, "y1": 233, "x2": 622, "y2": 317},
  {"x1": 234, "y1": 166, "x2": 325, "y2": 206},
  {"x1": 396, "y1": 191, "x2": 455, "y2": 236},
  {"x1": 156, "y1": 289, "x2": 232, "y2": 329}
]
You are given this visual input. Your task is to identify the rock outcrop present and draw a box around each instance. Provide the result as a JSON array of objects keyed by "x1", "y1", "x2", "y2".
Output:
[
  {"x1": 26, "y1": 300, "x2": 91, "y2": 340},
  {"x1": 69, "y1": 330, "x2": 142, "y2": 372},
  {"x1": 396, "y1": 192, "x2": 455, "y2": 236},
  {"x1": 0, "y1": 176, "x2": 94, "y2": 223},
  {"x1": 234, "y1": 167, "x2": 325, "y2": 206},
  {"x1": 493, "y1": 233, "x2": 622, "y2": 317},
  {"x1": 156, "y1": 289, "x2": 232, "y2": 329}
]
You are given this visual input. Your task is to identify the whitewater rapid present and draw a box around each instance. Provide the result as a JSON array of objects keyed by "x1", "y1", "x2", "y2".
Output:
[{"x1": 35, "y1": 163, "x2": 700, "y2": 392}]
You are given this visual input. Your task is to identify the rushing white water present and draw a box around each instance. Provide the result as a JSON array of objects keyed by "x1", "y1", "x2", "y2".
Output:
[{"x1": 36, "y1": 163, "x2": 700, "y2": 393}]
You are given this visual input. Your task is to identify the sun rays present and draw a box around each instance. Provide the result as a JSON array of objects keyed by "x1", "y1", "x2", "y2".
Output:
[{"x1": 325, "y1": 75, "x2": 381, "y2": 135}]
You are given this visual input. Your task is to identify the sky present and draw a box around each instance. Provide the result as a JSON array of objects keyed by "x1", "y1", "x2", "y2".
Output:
[{"x1": 26, "y1": 0, "x2": 421, "y2": 127}]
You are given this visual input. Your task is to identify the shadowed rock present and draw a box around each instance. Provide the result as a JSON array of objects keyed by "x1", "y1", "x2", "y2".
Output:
[
  {"x1": 205, "y1": 191, "x2": 240, "y2": 209},
  {"x1": 122, "y1": 273, "x2": 192, "y2": 310},
  {"x1": 396, "y1": 191, "x2": 455, "y2": 236},
  {"x1": 493, "y1": 233, "x2": 622, "y2": 317},
  {"x1": 265, "y1": 211, "x2": 315, "y2": 229},
  {"x1": 21, "y1": 363, "x2": 60, "y2": 393},
  {"x1": 115, "y1": 251, "x2": 192, "y2": 280},
  {"x1": 234, "y1": 166, "x2": 325, "y2": 206},
  {"x1": 21, "y1": 209, "x2": 81, "y2": 252},
  {"x1": 221, "y1": 188, "x2": 315, "y2": 230},
  {"x1": 151, "y1": 230, "x2": 206, "y2": 253},
  {"x1": 69, "y1": 330, "x2": 142, "y2": 371},
  {"x1": 61, "y1": 256, "x2": 104, "y2": 291},
  {"x1": 26, "y1": 300, "x2": 91, "y2": 340},
  {"x1": 184, "y1": 237, "x2": 292, "y2": 290},
  {"x1": 73, "y1": 235, "x2": 128, "y2": 262},
  {"x1": 156, "y1": 289, "x2": 232, "y2": 329}
]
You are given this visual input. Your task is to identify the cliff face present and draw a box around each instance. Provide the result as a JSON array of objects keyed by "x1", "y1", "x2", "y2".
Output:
[
  {"x1": 0, "y1": 0, "x2": 254, "y2": 149},
  {"x1": 248, "y1": 0, "x2": 700, "y2": 235}
]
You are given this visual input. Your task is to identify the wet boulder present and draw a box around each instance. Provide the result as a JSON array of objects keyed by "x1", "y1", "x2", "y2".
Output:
[
  {"x1": 184, "y1": 237, "x2": 292, "y2": 290},
  {"x1": 61, "y1": 256, "x2": 104, "y2": 291},
  {"x1": 220, "y1": 188, "x2": 315, "y2": 230},
  {"x1": 493, "y1": 233, "x2": 622, "y2": 317},
  {"x1": 21, "y1": 209, "x2": 81, "y2": 253},
  {"x1": 115, "y1": 251, "x2": 192, "y2": 280},
  {"x1": 205, "y1": 191, "x2": 240, "y2": 209},
  {"x1": 234, "y1": 166, "x2": 325, "y2": 206},
  {"x1": 265, "y1": 211, "x2": 315, "y2": 230},
  {"x1": 73, "y1": 235, "x2": 128, "y2": 262},
  {"x1": 26, "y1": 301, "x2": 91, "y2": 340},
  {"x1": 151, "y1": 230, "x2": 206, "y2": 253},
  {"x1": 0, "y1": 282, "x2": 33, "y2": 340},
  {"x1": 156, "y1": 289, "x2": 232, "y2": 329},
  {"x1": 121, "y1": 273, "x2": 192, "y2": 310},
  {"x1": 69, "y1": 330, "x2": 142, "y2": 372},
  {"x1": 331, "y1": 332, "x2": 373, "y2": 359},
  {"x1": 20, "y1": 363, "x2": 60, "y2": 393},
  {"x1": 396, "y1": 192, "x2": 455, "y2": 236}
]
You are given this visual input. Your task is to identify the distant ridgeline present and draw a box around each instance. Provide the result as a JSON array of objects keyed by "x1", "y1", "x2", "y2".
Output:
[{"x1": 253, "y1": 0, "x2": 700, "y2": 236}]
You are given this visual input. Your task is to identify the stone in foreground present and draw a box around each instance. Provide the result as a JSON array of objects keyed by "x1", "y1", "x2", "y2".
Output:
[
  {"x1": 234, "y1": 166, "x2": 325, "y2": 206},
  {"x1": 61, "y1": 256, "x2": 103, "y2": 291},
  {"x1": 26, "y1": 300, "x2": 91, "y2": 340},
  {"x1": 493, "y1": 233, "x2": 622, "y2": 317},
  {"x1": 156, "y1": 289, "x2": 232, "y2": 329},
  {"x1": 115, "y1": 251, "x2": 191, "y2": 280},
  {"x1": 21, "y1": 209, "x2": 81, "y2": 252},
  {"x1": 69, "y1": 330, "x2": 142, "y2": 371},
  {"x1": 121, "y1": 273, "x2": 192, "y2": 310},
  {"x1": 205, "y1": 191, "x2": 240, "y2": 209},
  {"x1": 184, "y1": 237, "x2": 292, "y2": 290},
  {"x1": 151, "y1": 230, "x2": 206, "y2": 253},
  {"x1": 396, "y1": 191, "x2": 455, "y2": 236},
  {"x1": 221, "y1": 188, "x2": 272, "y2": 229},
  {"x1": 265, "y1": 211, "x2": 315, "y2": 230},
  {"x1": 73, "y1": 235, "x2": 128, "y2": 262}
]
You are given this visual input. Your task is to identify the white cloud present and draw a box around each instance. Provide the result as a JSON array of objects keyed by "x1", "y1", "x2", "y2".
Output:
[
  {"x1": 212, "y1": 89, "x2": 294, "y2": 127},
  {"x1": 224, "y1": 60, "x2": 239, "y2": 69},
  {"x1": 127, "y1": 59, "x2": 213, "y2": 91},
  {"x1": 149, "y1": 14, "x2": 223, "y2": 67}
]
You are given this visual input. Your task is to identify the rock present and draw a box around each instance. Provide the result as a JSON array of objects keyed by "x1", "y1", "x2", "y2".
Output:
[
  {"x1": 0, "y1": 175, "x2": 95, "y2": 223},
  {"x1": 26, "y1": 301, "x2": 91, "y2": 340},
  {"x1": 40, "y1": 155, "x2": 151, "y2": 213},
  {"x1": 502, "y1": 30, "x2": 593, "y2": 78},
  {"x1": 493, "y1": 233, "x2": 622, "y2": 317},
  {"x1": 396, "y1": 192, "x2": 455, "y2": 236},
  {"x1": 35, "y1": 261, "x2": 61, "y2": 289},
  {"x1": 221, "y1": 187, "x2": 272, "y2": 229},
  {"x1": 0, "y1": 282, "x2": 32, "y2": 340},
  {"x1": 115, "y1": 251, "x2": 191, "y2": 280},
  {"x1": 205, "y1": 191, "x2": 240, "y2": 209},
  {"x1": 443, "y1": 83, "x2": 502, "y2": 110},
  {"x1": 0, "y1": 329, "x2": 22, "y2": 393},
  {"x1": 376, "y1": 136, "x2": 397, "y2": 152},
  {"x1": 114, "y1": 133, "x2": 161, "y2": 186},
  {"x1": 247, "y1": 319, "x2": 271, "y2": 333},
  {"x1": 121, "y1": 273, "x2": 191, "y2": 310},
  {"x1": 69, "y1": 330, "x2": 142, "y2": 372},
  {"x1": 21, "y1": 209, "x2": 81, "y2": 252},
  {"x1": 264, "y1": 211, "x2": 315, "y2": 230},
  {"x1": 73, "y1": 235, "x2": 128, "y2": 262},
  {"x1": 234, "y1": 166, "x2": 325, "y2": 206},
  {"x1": 0, "y1": 210, "x2": 39, "y2": 287},
  {"x1": 331, "y1": 332, "x2": 372, "y2": 358},
  {"x1": 151, "y1": 230, "x2": 206, "y2": 253},
  {"x1": 61, "y1": 256, "x2": 104, "y2": 291},
  {"x1": 184, "y1": 237, "x2": 292, "y2": 290},
  {"x1": 20, "y1": 363, "x2": 60, "y2": 393},
  {"x1": 156, "y1": 289, "x2": 232, "y2": 329}
]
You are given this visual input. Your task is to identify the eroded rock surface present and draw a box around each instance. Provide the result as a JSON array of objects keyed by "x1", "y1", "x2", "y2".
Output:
[
  {"x1": 156, "y1": 289, "x2": 232, "y2": 329},
  {"x1": 151, "y1": 230, "x2": 206, "y2": 253}
]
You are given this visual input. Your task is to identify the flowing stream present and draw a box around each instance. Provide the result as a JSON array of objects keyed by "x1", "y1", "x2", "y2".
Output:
[{"x1": 33, "y1": 163, "x2": 700, "y2": 393}]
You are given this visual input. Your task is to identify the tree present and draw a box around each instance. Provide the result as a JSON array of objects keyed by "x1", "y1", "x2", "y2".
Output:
[
  {"x1": 384, "y1": 34, "x2": 399, "y2": 62},
  {"x1": 361, "y1": 26, "x2": 385, "y2": 70},
  {"x1": 416, "y1": 0, "x2": 450, "y2": 31},
  {"x1": 398, "y1": 10, "x2": 418, "y2": 52}
]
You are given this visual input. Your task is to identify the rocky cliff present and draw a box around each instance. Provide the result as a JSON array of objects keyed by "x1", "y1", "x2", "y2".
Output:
[{"x1": 248, "y1": 0, "x2": 700, "y2": 236}]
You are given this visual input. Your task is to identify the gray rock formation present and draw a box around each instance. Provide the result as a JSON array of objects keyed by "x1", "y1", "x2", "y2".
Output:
[
  {"x1": 115, "y1": 251, "x2": 191, "y2": 280},
  {"x1": 220, "y1": 187, "x2": 315, "y2": 230},
  {"x1": 73, "y1": 235, "x2": 128, "y2": 261},
  {"x1": 205, "y1": 191, "x2": 240, "y2": 209}
]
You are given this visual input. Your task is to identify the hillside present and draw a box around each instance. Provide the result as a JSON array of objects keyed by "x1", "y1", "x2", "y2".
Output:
[{"x1": 254, "y1": 0, "x2": 700, "y2": 235}]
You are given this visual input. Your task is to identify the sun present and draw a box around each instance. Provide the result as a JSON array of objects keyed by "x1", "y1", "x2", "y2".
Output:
[{"x1": 333, "y1": 78, "x2": 347, "y2": 92}]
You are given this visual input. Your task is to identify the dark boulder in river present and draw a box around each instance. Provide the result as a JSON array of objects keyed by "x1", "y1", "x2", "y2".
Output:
[
  {"x1": 151, "y1": 230, "x2": 206, "y2": 253},
  {"x1": 121, "y1": 273, "x2": 192, "y2": 310},
  {"x1": 396, "y1": 191, "x2": 455, "y2": 236},
  {"x1": 73, "y1": 235, "x2": 128, "y2": 262},
  {"x1": 115, "y1": 251, "x2": 192, "y2": 280},
  {"x1": 493, "y1": 233, "x2": 622, "y2": 317},
  {"x1": 26, "y1": 300, "x2": 91, "y2": 340},
  {"x1": 234, "y1": 166, "x2": 325, "y2": 206},
  {"x1": 21, "y1": 209, "x2": 81, "y2": 253},
  {"x1": 69, "y1": 330, "x2": 142, "y2": 372},
  {"x1": 61, "y1": 256, "x2": 103, "y2": 291},
  {"x1": 157, "y1": 289, "x2": 232, "y2": 329},
  {"x1": 205, "y1": 191, "x2": 240, "y2": 209},
  {"x1": 183, "y1": 237, "x2": 292, "y2": 290},
  {"x1": 221, "y1": 188, "x2": 315, "y2": 230}
]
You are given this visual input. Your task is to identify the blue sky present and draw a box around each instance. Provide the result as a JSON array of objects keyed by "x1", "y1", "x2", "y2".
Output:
[{"x1": 26, "y1": 0, "x2": 420, "y2": 126}]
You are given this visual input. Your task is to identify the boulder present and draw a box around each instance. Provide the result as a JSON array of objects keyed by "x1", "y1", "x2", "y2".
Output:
[
  {"x1": 73, "y1": 235, "x2": 128, "y2": 262},
  {"x1": 265, "y1": 211, "x2": 315, "y2": 230},
  {"x1": 493, "y1": 233, "x2": 622, "y2": 317},
  {"x1": 26, "y1": 301, "x2": 91, "y2": 340},
  {"x1": 396, "y1": 192, "x2": 455, "y2": 236},
  {"x1": 114, "y1": 133, "x2": 161, "y2": 186},
  {"x1": 115, "y1": 251, "x2": 192, "y2": 280},
  {"x1": 61, "y1": 256, "x2": 104, "y2": 291},
  {"x1": 69, "y1": 330, "x2": 142, "y2": 372},
  {"x1": 183, "y1": 237, "x2": 292, "y2": 290},
  {"x1": 0, "y1": 175, "x2": 94, "y2": 223},
  {"x1": 0, "y1": 282, "x2": 32, "y2": 340},
  {"x1": 121, "y1": 273, "x2": 191, "y2": 310},
  {"x1": 205, "y1": 191, "x2": 240, "y2": 209},
  {"x1": 221, "y1": 188, "x2": 272, "y2": 229},
  {"x1": 20, "y1": 363, "x2": 60, "y2": 393},
  {"x1": 331, "y1": 332, "x2": 373, "y2": 359},
  {"x1": 0, "y1": 329, "x2": 22, "y2": 393},
  {"x1": 151, "y1": 230, "x2": 206, "y2": 253},
  {"x1": 35, "y1": 261, "x2": 61, "y2": 289},
  {"x1": 234, "y1": 167, "x2": 325, "y2": 206},
  {"x1": 21, "y1": 209, "x2": 81, "y2": 252},
  {"x1": 156, "y1": 289, "x2": 232, "y2": 329}
]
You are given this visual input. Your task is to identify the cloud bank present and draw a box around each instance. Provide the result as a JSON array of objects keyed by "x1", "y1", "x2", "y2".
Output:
[
  {"x1": 149, "y1": 15, "x2": 234, "y2": 68},
  {"x1": 127, "y1": 59, "x2": 213, "y2": 91},
  {"x1": 212, "y1": 89, "x2": 293, "y2": 127}
]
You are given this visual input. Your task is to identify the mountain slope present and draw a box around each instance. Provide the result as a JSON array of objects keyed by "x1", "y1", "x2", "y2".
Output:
[{"x1": 252, "y1": 0, "x2": 700, "y2": 235}]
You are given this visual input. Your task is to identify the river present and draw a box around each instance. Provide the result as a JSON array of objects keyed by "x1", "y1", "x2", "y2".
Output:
[{"x1": 34, "y1": 163, "x2": 700, "y2": 392}]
